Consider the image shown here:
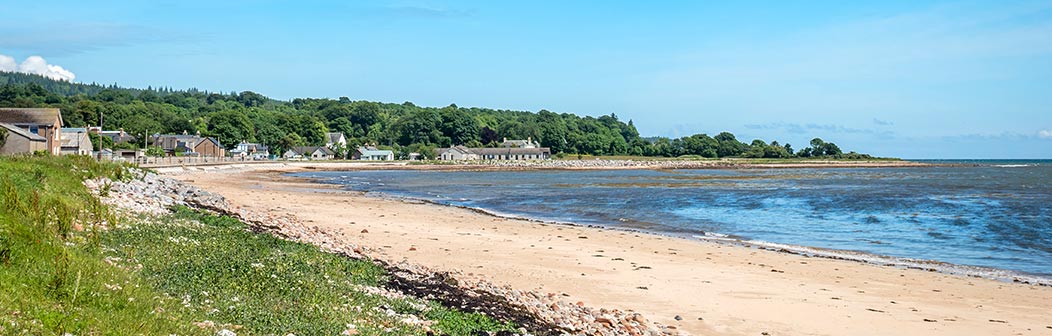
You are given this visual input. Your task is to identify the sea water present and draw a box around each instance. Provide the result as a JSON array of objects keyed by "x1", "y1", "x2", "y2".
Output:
[{"x1": 293, "y1": 160, "x2": 1052, "y2": 276}]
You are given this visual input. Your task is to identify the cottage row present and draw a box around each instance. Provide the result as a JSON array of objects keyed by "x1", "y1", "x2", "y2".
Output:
[
  {"x1": 435, "y1": 137, "x2": 552, "y2": 161},
  {"x1": 1, "y1": 108, "x2": 552, "y2": 161}
]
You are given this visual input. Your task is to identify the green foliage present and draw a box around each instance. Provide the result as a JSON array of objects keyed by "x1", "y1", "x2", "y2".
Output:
[
  {"x1": 0, "y1": 72, "x2": 875, "y2": 159},
  {"x1": 0, "y1": 127, "x2": 7, "y2": 148},
  {"x1": 205, "y1": 110, "x2": 255, "y2": 147},
  {"x1": 145, "y1": 146, "x2": 165, "y2": 157}
]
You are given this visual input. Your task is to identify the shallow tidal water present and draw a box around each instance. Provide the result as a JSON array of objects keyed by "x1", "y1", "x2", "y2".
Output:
[{"x1": 293, "y1": 160, "x2": 1052, "y2": 276}]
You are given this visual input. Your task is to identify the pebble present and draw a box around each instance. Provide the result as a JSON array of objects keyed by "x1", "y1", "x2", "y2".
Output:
[{"x1": 87, "y1": 170, "x2": 685, "y2": 336}]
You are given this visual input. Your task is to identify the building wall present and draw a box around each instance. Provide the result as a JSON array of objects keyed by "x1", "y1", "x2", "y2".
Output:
[
  {"x1": 194, "y1": 140, "x2": 224, "y2": 157},
  {"x1": 61, "y1": 132, "x2": 93, "y2": 155},
  {"x1": 0, "y1": 134, "x2": 47, "y2": 155}
]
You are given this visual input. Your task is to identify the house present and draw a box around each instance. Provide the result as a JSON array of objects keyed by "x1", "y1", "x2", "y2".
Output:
[
  {"x1": 437, "y1": 146, "x2": 478, "y2": 161},
  {"x1": 282, "y1": 149, "x2": 304, "y2": 160},
  {"x1": 325, "y1": 132, "x2": 347, "y2": 148},
  {"x1": 151, "y1": 132, "x2": 225, "y2": 157},
  {"x1": 324, "y1": 132, "x2": 348, "y2": 159},
  {"x1": 229, "y1": 141, "x2": 269, "y2": 159},
  {"x1": 59, "y1": 128, "x2": 94, "y2": 155},
  {"x1": 437, "y1": 140, "x2": 551, "y2": 161},
  {"x1": 0, "y1": 122, "x2": 48, "y2": 155},
  {"x1": 285, "y1": 146, "x2": 335, "y2": 160},
  {"x1": 500, "y1": 137, "x2": 539, "y2": 148},
  {"x1": 0, "y1": 108, "x2": 63, "y2": 155},
  {"x1": 351, "y1": 145, "x2": 395, "y2": 161},
  {"x1": 94, "y1": 128, "x2": 137, "y2": 145}
]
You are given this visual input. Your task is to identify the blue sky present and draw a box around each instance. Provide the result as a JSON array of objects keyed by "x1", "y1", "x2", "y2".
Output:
[{"x1": 1, "y1": 0, "x2": 1051, "y2": 158}]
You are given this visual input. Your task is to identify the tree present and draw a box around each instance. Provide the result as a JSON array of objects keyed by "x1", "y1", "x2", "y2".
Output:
[
  {"x1": 236, "y1": 91, "x2": 267, "y2": 107},
  {"x1": 822, "y1": 142, "x2": 843, "y2": 156},
  {"x1": 397, "y1": 109, "x2": 443, "y2": 146},
  {"x1": 277, "y1": 133, "x2": 303, "y2": 154},
  {"x1": 479, "y1": 126, "x2": 500, "y2": 145},
  {"x1": 88, "y1": 133, "x2": 113, "y2": 151},
  {"x1": 146, "y1": 146, "x2": 165, "y2": 157},
  {"x1": 440, "y1": 106, "x2": 479, "y2": 145},
  {"x1": 206, "y1": 110, "x2": 255, "y2": 148}
]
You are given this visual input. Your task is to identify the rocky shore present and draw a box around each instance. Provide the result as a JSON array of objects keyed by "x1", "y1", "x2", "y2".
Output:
[
  {"x1": 85, "y1": 171, "x2": 684, "y2": 335},
  {"x1": 446, "y1": 159, "x2": 927, "y2": 170}
]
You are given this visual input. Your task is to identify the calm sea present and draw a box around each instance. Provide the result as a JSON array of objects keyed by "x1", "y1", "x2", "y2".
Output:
[{"x1": 293, "y1": 160, "x2": 1052, "y2": 276}]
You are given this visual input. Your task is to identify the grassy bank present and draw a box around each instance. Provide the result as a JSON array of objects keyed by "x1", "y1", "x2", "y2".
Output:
[{"x1": 0, "y1": 156, "x2": 513, "y2": 335}]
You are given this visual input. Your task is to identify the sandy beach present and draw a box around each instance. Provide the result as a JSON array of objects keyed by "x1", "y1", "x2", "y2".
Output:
[{"x1": 168, "y1": 162, "x2": 1052, "y2": 336}]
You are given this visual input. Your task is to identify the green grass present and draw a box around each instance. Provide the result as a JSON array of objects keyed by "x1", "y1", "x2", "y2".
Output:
[
  {"x1": 105, "y1": 208, "x2": 514, "y2": 335},
  {"x1": 0, "y1": 156, "x2": 514, "y2": 335},
  {"x1": 0, "y1": 155, "x2": 189, "y2": 335}
]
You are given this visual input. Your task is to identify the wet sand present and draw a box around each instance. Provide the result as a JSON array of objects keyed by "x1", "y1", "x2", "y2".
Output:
[{"x1": 168, "y1": 163, "x2": 1052, "y2": 336}]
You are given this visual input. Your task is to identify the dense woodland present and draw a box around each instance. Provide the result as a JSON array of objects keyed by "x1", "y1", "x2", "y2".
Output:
[{"x1": 0, "y1": 71, "x2": 874, "y2": 159}]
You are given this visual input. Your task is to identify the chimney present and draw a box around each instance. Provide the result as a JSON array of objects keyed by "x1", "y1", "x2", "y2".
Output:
[
  {"x1": 503, "y1": 137, "x2": 507, "y2": 142},
  {"x1": 183, "y1": 130, "x2": 188, "y2": 135}
]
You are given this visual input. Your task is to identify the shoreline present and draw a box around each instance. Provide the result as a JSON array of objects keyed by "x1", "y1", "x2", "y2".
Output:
[
  {"x1": 165, "y1": 162, "x2": 1052, "y2": 336},
  {"x1": 300, "y1": 176, "x2": 1052, "y2": 286},
  {"x1": 147, "y1": 158, "x2": 936, "y2": 171},
  {"x1": 300, "y1": 174, "x2": 1052, "y2": 287}
]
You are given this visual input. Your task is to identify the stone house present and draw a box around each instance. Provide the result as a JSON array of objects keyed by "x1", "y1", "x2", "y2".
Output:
[
  {"x1": 151, "y1": 132, "x2": 225, "y2": 157},
  {"x1": 0, "y1": 108, "x2": 64, "y2": 155},
  {"x1": 59, "y1": 128, "x2": 94, "y2": 155}
]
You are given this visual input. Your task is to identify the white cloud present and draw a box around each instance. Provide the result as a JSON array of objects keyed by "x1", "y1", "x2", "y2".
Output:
[
  {"x1": 0, "y1": 54, "x2": 16, "y2": 72},
  {"x1": 0, "y1": 54, "x2": 76, "y2": 82},
  {"x1": 1039, "y1": 130, "x2": 1052, "y2": 139}
]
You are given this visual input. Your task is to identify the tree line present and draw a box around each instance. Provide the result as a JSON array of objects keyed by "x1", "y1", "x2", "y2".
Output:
[{"x1": 0, "y1": 71, "x2": 875, "y2": 159}]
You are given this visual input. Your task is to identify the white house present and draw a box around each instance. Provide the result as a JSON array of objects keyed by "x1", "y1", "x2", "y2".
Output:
[
  {"x1": 325, "y1": 132, "x2": 347, "y2": 148},
  {"x1": 437, "y1": 139, "x2": 551, "y2": 161},
  {"x1": 437, "y1": 146, "x2": 479, "y2": 161},
  {"x1": 285, "y1": 146, "x2": 335, "y2": 160},
  {"x1": 230, "y1": 141, "x2": 270, "y2": 159},
  {"x1": 282, "y1": 149, "x2": 304, "y2": 160}
]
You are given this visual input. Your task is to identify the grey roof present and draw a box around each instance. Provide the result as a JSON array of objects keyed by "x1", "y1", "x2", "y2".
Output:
[
  {"x1": 440, "y1": 145, "x2": 473, "y2": 154},
  {"x1": 501, "y1": 139, "x2": 537, "y2": 147},
  {"x1": 291, "y1": 146, "x2": 334, "y2": 155},
  {"x1": 359, "y1": 149, "x2": 393, "y2": 157},
  {"x1": 0, "y1": 123, "x2": 46, "y2": 141},
  {"x1": 326, "y1": 132, "x2": 345, "y2": 143},
  {"x1": 0, "y1": 108, "x2": 62, "y2": 126},
  {"x1": 60, "y1": 131, "x2": 91, "y2": 147}
]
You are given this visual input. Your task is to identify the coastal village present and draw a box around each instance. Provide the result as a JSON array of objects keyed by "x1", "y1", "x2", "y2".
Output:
[{"x1": 0, "y1": 107, "x2": 552, "y2": 162}]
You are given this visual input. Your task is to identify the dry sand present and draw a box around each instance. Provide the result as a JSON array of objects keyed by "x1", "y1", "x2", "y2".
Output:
[{"x1": 168, "y1": 163, "x2": 1052, "y2": 336}]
